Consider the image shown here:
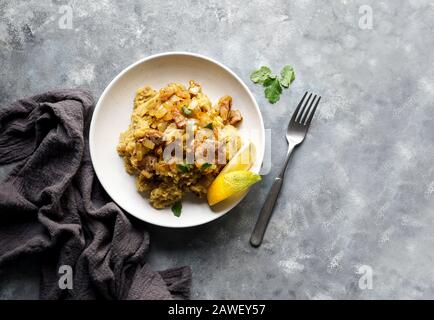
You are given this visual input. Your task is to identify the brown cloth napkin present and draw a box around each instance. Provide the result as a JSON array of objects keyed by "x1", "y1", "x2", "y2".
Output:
[{"x1": 0, "y1": 89, "x2": 191, "y2": 299}]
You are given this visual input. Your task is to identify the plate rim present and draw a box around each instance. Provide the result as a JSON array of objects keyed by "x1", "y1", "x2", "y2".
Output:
[{"x1": 89, "y1": 51, "x2": 265, "y2": 228}]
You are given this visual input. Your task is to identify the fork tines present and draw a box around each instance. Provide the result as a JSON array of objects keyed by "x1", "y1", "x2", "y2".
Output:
[{"x1": 292, "y1": 92, "x2": 321, "y2": 126}]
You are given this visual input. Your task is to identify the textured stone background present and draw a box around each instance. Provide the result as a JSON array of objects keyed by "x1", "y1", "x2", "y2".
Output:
[{"x1": 1, "y1": 0, "x2": 434, "y2": 299}]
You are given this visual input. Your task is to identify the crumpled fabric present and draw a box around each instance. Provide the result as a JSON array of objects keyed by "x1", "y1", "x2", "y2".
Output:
[{"x1": 0, "y1": 89, "x2": 191, "y2": 299}]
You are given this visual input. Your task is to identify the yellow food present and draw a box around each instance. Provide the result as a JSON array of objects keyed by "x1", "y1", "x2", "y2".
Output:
[
  {"x1": 117, "y1": 80, "x2": 244, "y2": 209},
  {"x1": 207, "y1": 171, "x2": 262, "y2": 206},
  {"x1": 220, "y1": 140, "x2": 256, "y2": 174}
]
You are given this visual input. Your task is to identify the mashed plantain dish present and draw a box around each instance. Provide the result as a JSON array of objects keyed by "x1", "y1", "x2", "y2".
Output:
[{"x1": 117, "y1": 81, "x2": 243, "y2": 209}]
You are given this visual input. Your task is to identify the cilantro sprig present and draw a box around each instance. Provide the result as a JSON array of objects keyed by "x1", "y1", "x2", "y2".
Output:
[
  {"x1": 264, "y1": 78, "x2": 282, "y2": 104},
  {"x1": 176, "y1": 163, "x2": 194, "y2": 173},
  {"x1": 250, "y1": 65, "x2": 296, "y2": 104},
  {"x1": 250, "y1": 66, "x2": 274, "y2": 84},
  {"x1": 279, "y1": 65, "x2": 295, "y2": 88},
  {"x1": 200, "y1": 162, "x2": 212, "y2": 171},
  {"x1": 171, "y1": 201, "x2": 182, "y2": 217}
]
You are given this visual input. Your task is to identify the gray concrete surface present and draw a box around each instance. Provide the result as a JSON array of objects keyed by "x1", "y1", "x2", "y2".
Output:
[{"x1": 1, "y1": 0, "x2": 434, "y2": 299}]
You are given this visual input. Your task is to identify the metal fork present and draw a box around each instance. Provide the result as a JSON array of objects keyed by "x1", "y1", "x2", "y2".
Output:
[{"x1": 250, "y1": 92, "x2": 321, "y2": 247}]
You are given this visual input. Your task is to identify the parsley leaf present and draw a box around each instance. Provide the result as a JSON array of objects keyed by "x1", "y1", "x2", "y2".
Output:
[
  {"x1": 263, "y1": 77, "x2": 275, "y2": 87},
  {"x1": 250, "y1": 64, "x2": 296, "y2": 104},
  {"x1": 264, "y1": 78, "x2": 282, "y2": 104},
  {"x1": 250, "y1": 66, "x2": 273, "y2": 84},
  {"x1": 182, "y1": 106, "x2": 192, "y2": 115},
  {"x1": 204, "y1": 123, "x2": 213, "y2": 129},
  {"x1": 176, "y1": 163, "x2": 193, "y2": 173},
  {"x1": 171, "y1": 201, "x2": 182, "y2": 217},
  {"x1": 201, "y1": 163, "x2": 212, "y2": 171},
  {"x1": 278, "y1": 65, "x2": 295, "y2": 88}
]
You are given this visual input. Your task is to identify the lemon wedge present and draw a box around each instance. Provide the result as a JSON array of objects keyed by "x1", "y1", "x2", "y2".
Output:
[
  {"x1": 221, "y1": 141, "x2": 256, "y2": 174},
  {"x1": 207, "y1": 140, "x2": 260, "y2": 206},
  {"x1": 207, "y1": 170, "x2": 261, "y2": 206}
]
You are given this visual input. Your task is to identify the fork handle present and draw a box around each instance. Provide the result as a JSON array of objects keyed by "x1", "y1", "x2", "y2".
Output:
[
  {"x1": 250, "y1": 176, "x2": 284, "y2": 247},
  {"x1": 250, "y1": 145, "x2": 295, "y2": 247}
]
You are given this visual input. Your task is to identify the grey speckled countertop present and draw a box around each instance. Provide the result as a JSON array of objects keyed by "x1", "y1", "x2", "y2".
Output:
[{"x1": 1, "y1": 0, "x2": 434, "y2": 299}]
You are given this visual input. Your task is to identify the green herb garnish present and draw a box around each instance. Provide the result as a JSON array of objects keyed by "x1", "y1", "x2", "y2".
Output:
[
  {"x1": 171, "y1": 201, "x2": 182, "y2": 217},
  {"x1": 201, "y1": 163, "x2": 212, "y2": 171},
  {"x1": 250, "y1": 65, "x2": 296, "y2": 104},
  {"x1": 279, "y1": 65, "x2": 295, "y2": 88},
  {"x1": 264, "y1": 78, "x2": 283, "y2": 104},
  {"x1": 176, "y1": 163, "x2": 193, "y2": 173},
  {"x1": 182, "y1": 106, "x2": 192, "y2": 115},
  {"x1": 250, "y1": 66, "x2": 273, "y2": 84},
  {"x1": 263, "y1": 77, "x2": 275, "y2": 87},
  {"x1": 204, "y1": 123, "x2": 213, "y2": 129}
]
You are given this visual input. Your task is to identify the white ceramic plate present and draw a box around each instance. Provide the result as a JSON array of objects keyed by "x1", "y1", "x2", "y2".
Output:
[{"x1": 89, "y1": 52, "x2": 265, "y2": 228}]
